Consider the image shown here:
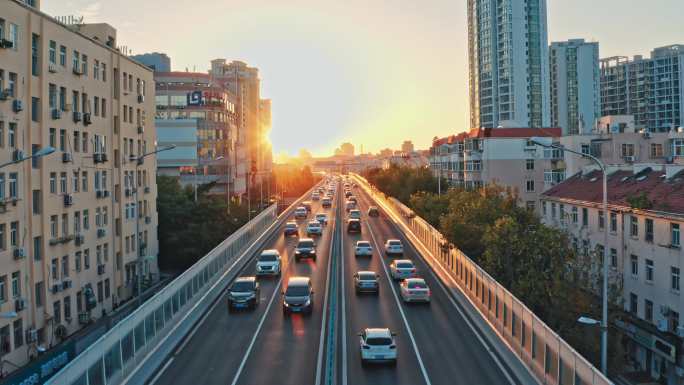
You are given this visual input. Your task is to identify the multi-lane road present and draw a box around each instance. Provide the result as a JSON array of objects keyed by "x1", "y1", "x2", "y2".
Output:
[{"x1": 151, "y1": 178, "x2": 530, "y2": 385}]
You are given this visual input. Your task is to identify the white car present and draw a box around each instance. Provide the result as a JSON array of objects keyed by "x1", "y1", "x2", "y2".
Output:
[
  {"x1": 349, "y1": 209, "x2": 362, "y2": 220},
  {"x1": 389, "y1": 259, "x2": 416, "y2": 280},
  {"x1": 294, "y1": 206, "x2": 308, "y2": 219},
  {"x1": 400, "y1": 278, "x2": 430, "y2": 303},
  {"x1": 345, "y1": 200, "x2": 356, "y2": 212},
  {"x1": 359, "y1": 328, "x2": 397, "y2": 365},
  {"x1": 306, "y1": 220, "x2": 323, "y2": 236},
  {"x1": 312, "y1": 193, "x2": 320, "y2": 201},
  {"x1": 315, "y1": 213, "x2": 328, "y2": 225},
  {"x1": 354, "y1": 241, "x2": 373, "y2": 257},
  {"x1": 384, "y1": 239, "x2": 404, "y2": 256},
  {"x1": 256, "y1": 249, "x2": 282, "y2": 276}
]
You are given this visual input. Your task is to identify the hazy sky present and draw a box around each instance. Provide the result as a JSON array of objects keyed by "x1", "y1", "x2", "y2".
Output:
[{"x1": 45, "y1": 0, "x2": 684, "y2": 156}]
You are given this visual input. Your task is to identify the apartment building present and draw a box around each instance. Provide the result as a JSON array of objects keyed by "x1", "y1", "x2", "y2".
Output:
[
  {"x1": 559, "y1": 115, "x2": 684, "y2": 177},
  {"x1": 550, "y1": 39, "x2": 600, "y2": 135},
  {"x1": 600, "y1": 45, "x2": 684, "y2": 133},
  {"x1": 209, "y1": 59, "x2": 271, "y2": 197},
  {"x1": 541, "y1": 164, "x2": 684, "y2": 385},
  {"x1": 467, "y1": 0, "x2": 550, "y2": 128},
  {"x1": 130, "y1": 52, "x2": 171, "y2": 72},
  {"x1": 154, "y1": 71, "x2": 238, "y2": 200},
  {"x1": 0, "y1": 0, "x2": 158, "y2": 371},
  {"x1": 429, "y1": 127, "x2": 562, "y2": 209}
]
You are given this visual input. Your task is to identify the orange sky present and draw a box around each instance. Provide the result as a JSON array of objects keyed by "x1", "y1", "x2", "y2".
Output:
[{"x1": 47, "y1": 0, "x2": 684, "y2": 156}]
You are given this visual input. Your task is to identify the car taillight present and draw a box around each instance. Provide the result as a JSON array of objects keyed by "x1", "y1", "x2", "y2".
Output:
[
  {"x1": 411, "y1": 268, "x2": 416, "y2": 273},
  {"x1": 427, "y1": 289, "x2": 431, "y2": 296}
]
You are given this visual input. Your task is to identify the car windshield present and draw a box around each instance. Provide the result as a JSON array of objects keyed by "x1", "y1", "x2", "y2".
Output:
[
  {"x1": 358, "y1": 272, "x2": 376, "y2": 280},
  {"x1": 366, "y1": 337, "x2": 392, "y2": 346},
  {"x1": 259, "y1": 254, "x2": 278, "y2": 262},
  {"x1": 408, "y1": 281, "x2": 427, "y2": 289},
  {"x1": 285, "y1": 285, "x2": 310, "y2": 296},
  {"x1": 231, "y1": 281, "x2": 253, "y2": 292},
  {"x1": 397, "y1": 262, "x2": 413, "y2": 268},
  {"x1": 285, "y1": 223, "x2": 296, "y2": 228},
  {"x1": 357, "y1": 242, "x2": 370, "y2": 247},
  {"x1": 298, "y1": 241, "x2": 314, "y2": 248},
  {"x1": 389, "y1": 241, "x2": 401, "y2": 246},
  {"x1": 317, "y1": 214, "x2": 326, "y2": 219}
]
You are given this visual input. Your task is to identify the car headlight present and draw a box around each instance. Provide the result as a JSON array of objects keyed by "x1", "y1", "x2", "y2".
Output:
[
  {"x1": 305, "y1": 299, "x2": 311, "y2": 306},
  {"x1": 295, "y1": 250, "x2": 301, "y2": 254},
  {"x1": 284, "y1": 302, "x2": 290, "y2": 307}
]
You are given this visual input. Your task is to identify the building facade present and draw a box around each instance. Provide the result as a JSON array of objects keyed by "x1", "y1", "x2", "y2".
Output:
[
  {"x1": 541, "y1": 165, "x2": 684, "y2": 385},
  {"x1": 154, "y1": 71, "x2": 238, "y2": 199},
  {"x1": 429, "y1": 127, "x2": 562, "y2": 210},
  {"x1": 0, "y1": 0, "x2": 158, "y2": 371},
  {"x1": 601, "y1": 45, "x2": 684, "y2": 133},
  {"x1": 467, "y1": 0, "x2": 550, "y2": 129},
  {"x1": 130, "y1": 52, "x2": 171, "y2": 72},
  {"x1": 550, "y1": 39, "x2": 600, "y2": 135},
  {"x1": 209, "y1": 59, "x2": 271, "y2": 198}
]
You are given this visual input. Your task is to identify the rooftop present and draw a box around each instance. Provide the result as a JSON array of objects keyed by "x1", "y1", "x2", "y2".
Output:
[
  {"x1": 542, "y1": 166, "x2": 684, "y2": 215},
  {"x1": 432, "y1": 127, "x2": 561, "y2": 147}
]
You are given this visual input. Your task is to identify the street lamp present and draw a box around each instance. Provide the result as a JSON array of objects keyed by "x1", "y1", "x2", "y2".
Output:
[
  {"x1": 0, "y1": 146, "x2": 56, "y2": 169},
  {"x1": 578, "y1": 316, "x2": 602, "y2": 326},
  {"x1": 531, "y1": 136, "x2": 609, "y2": 375},
  {"x1": 135, "y1": 144, "x2": 176, "y2": 305}
]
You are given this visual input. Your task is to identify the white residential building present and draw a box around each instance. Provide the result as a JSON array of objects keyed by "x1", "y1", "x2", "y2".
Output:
[
  {"x1": 541, "y1": 164, "x2": 684, "y2": 385},
  {"x1": 467, "y1": 0, "x2": 550, "y2": 129},
  {"x1": 550, "y1": 39, "x2": 600, "y2": 135}
]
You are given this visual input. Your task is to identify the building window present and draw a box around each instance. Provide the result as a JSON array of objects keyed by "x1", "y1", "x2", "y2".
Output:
[
  {"x1": 525, "y1": 180, "x2": 534, "y2": 192},
  {"x1": 672, "y1": 267, "x2": 681, "y2": 292},
  {"x1": 542, "y1": 201, "x2": 546, "y2": 216},
  {"x1": 10, "y1": 222, "x2": 17, "y2": 247},
  {"x1": 672, "y1": 223, "x2": 681, "y2": 247},
  {"x1": 64, "y1": 296, "x2": 71, "y2": 321},
  {"x1": 551, "y1": 203, "x2": 557, "y2": 219},
  {"x1": 650, "y1": 143, "x2": 664, "y2": 158},
  {"x1": 31, "y1": 97, "x2": 40, "y2": 122},
  {"x1": 645, "y1": 299, "x2": 653, "y2": 322},
  {"x1": 13, "y1": 319, "x2": 22, "y2": 349},
  {"x1": 610, "y1": 212, "x2": 618, "y2": 233},
  {"x1": 571, "y1": 207, "x2": 578, "y2": 224},
  {"x1": 35, "y1": 282, "x2": 43, "y2": 308},
  {"x1": 621, "y1": 143, "x2": 635, "y2": 157},
  {"x1": 31, "y1": 34, "x2": 39, "y2": 76},
  {"x1": 672, "y1": 139, "x2": 684, "y2": 157},
  {"x1": 631, "y1": 255, "x2": 638, "y2": 276},
  {"x1": 582, "y1": 208, "x2": 588, "y2": 227},
  {"x1": 598, "y1": 211, "x2": 605, "y2": 230},
  {"x1": 9, "y1": 173, "x2": 17, "y2": 199},
  {"x1": 610, "y1": 248, "x2": 617, "y2": 268},
  {"x1": 0, "y1": 276, "x2": 5, "y2": 303},
  {"x1": 630, "y1": 293, "x2": 638, "y2": 314},
  {"x1": 646, "y1": 259, "x2": 654, "y2": 282},
  {"x1": 59, "y1": 45, "x2": 66, "y2": 66},
  {"x1": 645, "y1": 218, "x2": 654, "y2": 243},
  {"x1": 630, "y1": 216, "x2": 638, "y2": 237},
  {"x1": 11, "y1": 272, "x2": 19, "y2": 298},
  {"x1": 49, "y1": 172, "x2": 56, "y2": 194},
  {"x1": 526, "y1": 159, "x2": 534, "y2": 170},
  {"x1": 53, "y1": 301, "x2": 61, "y2": 324}
]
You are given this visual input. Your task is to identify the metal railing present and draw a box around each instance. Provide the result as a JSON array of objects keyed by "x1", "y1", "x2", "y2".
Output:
[
  {"x1": 46, "y1": 205, "x2": 278, "y2": 385},
  {"x1": 352, "y1": 174, "x2": 612, "y2": 385}
]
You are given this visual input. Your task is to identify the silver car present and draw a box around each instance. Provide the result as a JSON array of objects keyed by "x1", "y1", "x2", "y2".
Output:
[
  {"x1": 256, "y1": 249, "x2": 282, "y2": 276},
  {"x1": 399, "y1": 278, "x2": 431, "y2": 303},
  {"x1": 354, "y1": 241, "x2": 373, "y2": 257},
  {"x1": 389, "y1": 259, "x2": 416, "y2": 280},
  {"x1": 354, "y1": 271, "x2": 379, "y2": 294},
  {"x1": 359, "y1": 328, "x2": 397, "y2": 365}
]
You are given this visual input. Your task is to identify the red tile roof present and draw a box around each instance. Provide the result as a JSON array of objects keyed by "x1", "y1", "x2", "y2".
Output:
[
  {"x1": 468, "y1": 127, "x2": 561, "y2": 138},
  {"x1": 543, "y1": 168, "x2": 684, "y2": 215}
]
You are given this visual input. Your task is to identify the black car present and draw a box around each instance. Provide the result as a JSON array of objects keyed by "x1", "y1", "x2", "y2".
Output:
[
  {"x1": 295, "y1": 238, "x2": 317, "y2": 261},
  {"x1": 347, "y1": 219, "x2": 362, "y2": 234},
  {"x1": 228, "y1": 277, "x2": 260, "y2": 311},
  {"x1": 367, "y1": 206, "x2": 380, "y2": 217},
  {"x1": 283, "y1": 277, "x2": 313, "y2": 315}
]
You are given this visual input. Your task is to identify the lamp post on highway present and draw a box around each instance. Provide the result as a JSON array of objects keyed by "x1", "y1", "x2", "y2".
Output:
[
  {"x1": 135, "y1": 144, "x2": 176, "y2": 305},
  {"x1": 531, "y1": 136, "x2": 609, "y2": 375}
]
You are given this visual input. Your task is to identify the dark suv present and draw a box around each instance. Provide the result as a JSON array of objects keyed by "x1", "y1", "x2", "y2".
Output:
[
  {"x1": 227, "y1": 276, "x2": 260, "y2": 311},
  {"x1": 347, "y1": 219, "x2": 362, "y2": 234},
  {"x1": 295, "y1": 238, "x2": 317, "y2": 261}
]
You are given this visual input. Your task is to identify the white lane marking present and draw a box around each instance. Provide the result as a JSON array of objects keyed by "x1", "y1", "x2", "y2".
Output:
[
  {"x1": 230, "y1": 274, "x2": 283, "y2": 385},
  {"x1": 340, "y1": 216, "x2": 348, "y2": 385},
  {"x1": 358, "y1": 182, "x2": 518, "y2": 385},
  {"x1": 315, "y1": 188, "x2": 339, "y2": 385},
  {"x1": 365, "y1": 218, "x2": 432, "y2": 385},
  {"x1": 149, "y1": 356, "x2": 174, "y2": 385}
]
